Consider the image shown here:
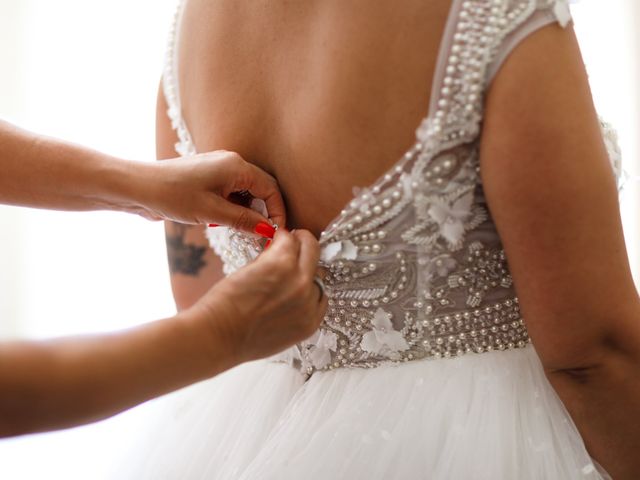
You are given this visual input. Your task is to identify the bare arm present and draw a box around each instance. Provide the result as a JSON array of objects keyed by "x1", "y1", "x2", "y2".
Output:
[
  {"x1": 0, "y1": 313, "x2": 222, "y2": 437},
  {"x1": 0, "y1": 120, "x2": 148, "y2": 214},
  {"x1": 0, "y1": 119, "x2": 283, "y2": 229},
  {"x1": 481, "y1": 24, "x2": 640, "y2": 479},
  {"x1": 156, "y1": 83, "x2": 226, "y2": 309},
  {"x1": 0, "y1": 229, "x2": 325, "y2": 438}
]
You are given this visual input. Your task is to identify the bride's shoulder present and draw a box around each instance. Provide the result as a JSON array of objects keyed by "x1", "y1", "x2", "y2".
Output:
[{"x1": 478, "y1": 15, "x2": 634, "y2": 370}]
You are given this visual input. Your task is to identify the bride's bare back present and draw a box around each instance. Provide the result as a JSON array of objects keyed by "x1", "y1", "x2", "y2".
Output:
[{"x1": 176, "y1": 0, "x2": 450, "y2": 234}]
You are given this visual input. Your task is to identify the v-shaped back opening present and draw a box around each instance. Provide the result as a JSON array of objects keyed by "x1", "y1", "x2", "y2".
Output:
[{"x1": 164, "y1": 0, "x2": 471, "y2": 241}]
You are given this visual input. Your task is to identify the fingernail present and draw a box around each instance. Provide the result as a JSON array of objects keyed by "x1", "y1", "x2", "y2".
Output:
[
  {"x1": 208, "y1": 223, "x2": 220, "y2": 228},
  {"x1": 264, "y1": 239, "x2": 272, "y2": 249},
  {"x1": 254, "y1": 221, "x2": 276, "y2": 238}
]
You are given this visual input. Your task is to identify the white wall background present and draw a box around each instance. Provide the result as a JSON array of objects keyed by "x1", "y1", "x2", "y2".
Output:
[
  {"x1": 0, "y1": 1, "x2": 177, "y2": 479},
  {"x1": 0, "y1": 1, "x2": 638, "y2": 479},
  {"x1": 572, "y1": 0, "x2": 640, "y2": 286}
]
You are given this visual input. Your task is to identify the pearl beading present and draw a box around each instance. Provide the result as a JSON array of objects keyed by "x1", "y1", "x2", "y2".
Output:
[
  {"x1": 294, "y1": 0, "x2": 559, "y2": 376},
  {"x1": 161, "y1": 0, "x2": 571, "y2": 378},
  {"x1": 163, "y1": 0, "x2": 196, "y2": 158}
]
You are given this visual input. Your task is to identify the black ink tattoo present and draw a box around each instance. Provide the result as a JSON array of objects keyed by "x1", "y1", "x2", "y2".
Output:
[{"x1": 165, "y1": 224, "x2": 207, "y2": 276}]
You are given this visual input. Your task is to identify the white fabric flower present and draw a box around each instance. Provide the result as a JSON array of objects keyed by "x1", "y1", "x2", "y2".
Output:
[
  {"x1": 600, "y1": 119, "x2": 623, "y2": 187},
  {"x1": 307, "y1": 330, "x2": 338, "y2": 369},
  {"x1": 428, "y1": 255, "x2": 457, "y2": 277},
  {"x1": 427, "y1": 190, "x2": 473, "y2": 247},
  {"x1": 553, "y1": 0, "x2": 571, "y2": 28},
  {"x1": 250, "y1": 198, "x2": 269, "y2": 218},
  {"x1": 320, "y1": 240, "x2": 358, "y2": 263},
  {"x1": 360, "y1": 308, "x2": 409, "y2": 358}
]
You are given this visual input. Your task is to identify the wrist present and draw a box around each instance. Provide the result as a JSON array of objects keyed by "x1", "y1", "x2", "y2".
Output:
[
  {"x1": 179, "y1": 290, "x2": 244, "y2": 376},
  {"x1": 101, "y1": 158, "x2": 161, "y2": 217}
]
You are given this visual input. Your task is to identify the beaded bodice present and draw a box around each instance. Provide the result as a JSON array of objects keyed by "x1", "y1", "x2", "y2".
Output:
[{"x1": 164, "y1": 0, "x2": 617, "y2": 377}]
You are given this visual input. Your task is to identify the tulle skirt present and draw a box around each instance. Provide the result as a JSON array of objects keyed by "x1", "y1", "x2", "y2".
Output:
[{"x1": 115, "y1": 345, "x2": 610, "y2": 479}]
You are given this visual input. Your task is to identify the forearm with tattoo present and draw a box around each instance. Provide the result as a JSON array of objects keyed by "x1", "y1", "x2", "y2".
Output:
[{"x1": 165, "y1": 224, "x2": 208, "y2": 276}]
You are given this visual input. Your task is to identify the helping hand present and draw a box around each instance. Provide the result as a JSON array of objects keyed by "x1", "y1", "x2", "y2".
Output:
[
  {"x1": 140, "y1": 150, "x2": 286, "y2": 234},
  {"x1": 185, "y1": 229, "x2": 327, "y2": 366}
]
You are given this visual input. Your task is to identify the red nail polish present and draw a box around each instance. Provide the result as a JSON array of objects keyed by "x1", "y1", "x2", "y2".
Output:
[
  {"x1": 254, "y1": 222, "x2": 275, "y2": 238},
  {"x1": 208, "y1": 224, "x2": 220, "y2": 228},
  {"x1": 264, "y1": 239, "x2": 272, "y2": 249}
]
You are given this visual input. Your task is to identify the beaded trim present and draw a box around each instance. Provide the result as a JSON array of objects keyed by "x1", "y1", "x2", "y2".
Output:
[
  {"x1": 163, "y1": 0, "x2": 196, "y2": 157},
  {"x1": 320, "y1": 0, "x2": 555, "y2": 245},
  {"x1": 161, "y1": 0, "x2": 570, "y2": 378}
]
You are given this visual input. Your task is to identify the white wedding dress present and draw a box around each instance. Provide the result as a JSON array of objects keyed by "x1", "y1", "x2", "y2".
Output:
[{"x1": 118, "y1": 1, "x2": 618, "y2": 478}]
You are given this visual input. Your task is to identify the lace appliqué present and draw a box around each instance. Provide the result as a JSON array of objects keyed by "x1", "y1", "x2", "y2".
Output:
[
  {"x1": 360, "y1": 308, "x2": 410, "y2": 359},
  {"x1": 163, "y1": 1, "x2": 196, "y2": 158},
  {"x1": 293, "y1": 1, "x2": 562, "y2": 377},
  {"x1": 552, "y1": 0, "x2": 571, "y2": 27},
  {"x1": 162, "y1": 0, "x2": 580, "y2": 379}
]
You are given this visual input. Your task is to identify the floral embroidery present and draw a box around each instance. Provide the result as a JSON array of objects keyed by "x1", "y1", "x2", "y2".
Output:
[
  {"x1": 427, "y1": 190, "x2": 474, "y2": 248},
  {"x1": 552, "y1": 0, "x2": 572, "y2": 28},
  {"x1": 402, "y1": 185, "x2": 487, "y2": 250},
  {"x1": 164, "y1": 1, "x2": 605, "y2": 378},
  {"x1": 428, "y1": 255, "x2": 457, "y2": 278},
  {"x1": 599, "y1": 118, "x2": 626, "y2": 190},
  {"x1": 307, "y1": 330, "x2": 339, "y2": 370},
  {"x1": 360, "y1": 308, "x2": 409, "y2": 359},
  {"x1": 320, "y1": 240, "x2": 359, "y2": 264}
]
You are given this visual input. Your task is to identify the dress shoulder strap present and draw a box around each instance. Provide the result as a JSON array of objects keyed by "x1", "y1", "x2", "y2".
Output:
[
  {"x1": 162, "y1": 0, "x2": 572, "y2": 159},
  {"x1": 486, "y1": 0, "x2": 573, "y2": 85},
  {"x1": 416, "y1": 0, "x2": 573, "y2": 149}
]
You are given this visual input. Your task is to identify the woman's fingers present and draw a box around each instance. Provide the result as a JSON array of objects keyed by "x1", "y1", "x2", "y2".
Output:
[
  {"x1": 268, "y1": 229, "x2": 326, "y2": 334},
  {"x1": 203, "y1": 157, "x2": 285, "y2": 235},
  {"x1": 196, "y1": 227, "x2": 326, "y2": 364},
  {"x1": 292, "y1": 230, "x2": 327, "y2": 324},
  {"x1": 239, "y1": 162, "x2": 287, "y2": 229},
  {"x1": 263, "y1": 229, "x2": 300, "y2": 266},
  {"x1": 210, "y1": 200, "x2": 273, "y2": 236},
  {"x1": 151, "y1": 150, "x2": 286, "y2": 229},
  {"x1": 293, "y1": 230, "x2": 321, "y2": 277}
]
